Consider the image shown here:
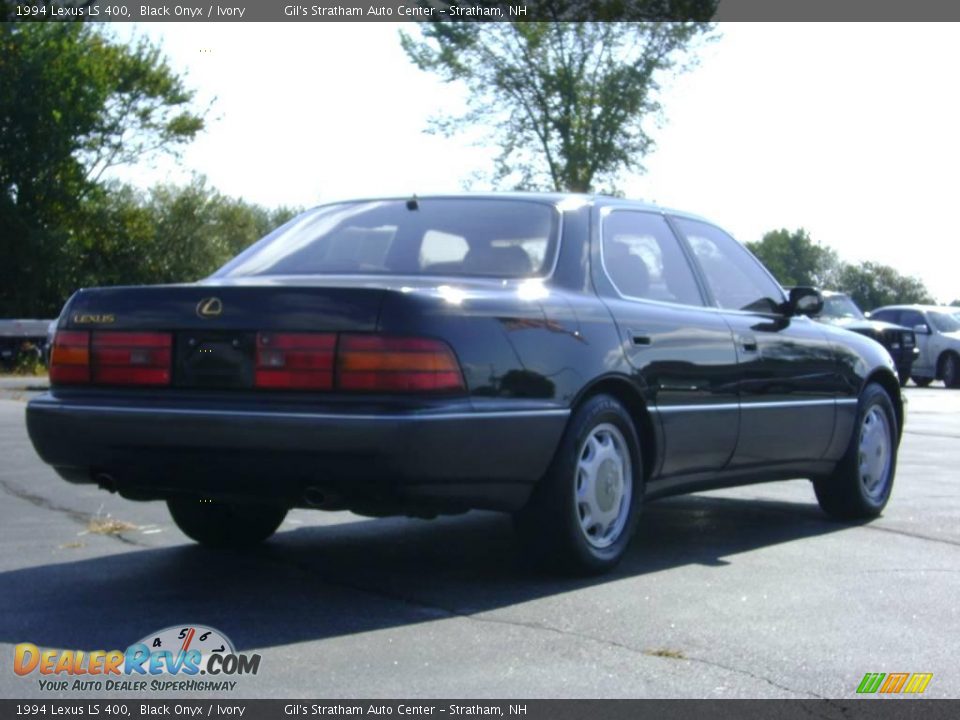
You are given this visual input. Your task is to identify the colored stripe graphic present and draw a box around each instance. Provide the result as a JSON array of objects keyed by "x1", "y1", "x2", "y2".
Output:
[
  {"x1": 857, "y1": 673, "x2": 885, "y2": 694},
  {"x1": 879, "y1": 673, "x2": 910, "y2": 693},
  {"x1": 903, "y1": 673, "x2": 933, "y2": 694},
  {"x1": 857, "y1": 672, "x2": 932, "y2": 694}
]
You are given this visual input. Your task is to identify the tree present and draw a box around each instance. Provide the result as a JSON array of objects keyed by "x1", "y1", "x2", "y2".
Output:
[
  {"x1": 0, "y1": 23, "x2": 205, "y2": 315},
  {"x1": 837, "y1": 262, "x2": 935, "y2": 311},
  {"x1": 745, "y1": 228, "x2": 841, "y2": 288},
  {"x1": 401, "y1": 16, "x2": 714, "y2": 192},
  {"x1": 65, "y1": 178, "x2": 301, "y2": 294}
]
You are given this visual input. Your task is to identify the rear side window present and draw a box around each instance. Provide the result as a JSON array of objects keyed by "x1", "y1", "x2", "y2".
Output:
[
  {"x1": 600, "y1": 211, "x2": 703, "y2": 306},
  {"x1": 870, "y1": 309, "x2": 900, "y2": 325},
  {"x1": 674, "y1": 218, "x2": 785, "y2": 313},
  {"x1": 899, "y1": 310, "x2": 925, "y2": 329},
  {"x1": 213, "y1": 199, "x2": 558, "y2": 279}
]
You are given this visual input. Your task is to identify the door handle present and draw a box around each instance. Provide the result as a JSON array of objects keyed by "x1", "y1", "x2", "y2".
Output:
[{"x1": 739, "y1": 335, "x2": 758, "y2": 353}]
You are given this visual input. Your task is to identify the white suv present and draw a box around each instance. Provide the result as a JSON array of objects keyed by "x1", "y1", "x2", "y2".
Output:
[{"x1": 870, "y1": 305, "x2": 960, "y2": 388}]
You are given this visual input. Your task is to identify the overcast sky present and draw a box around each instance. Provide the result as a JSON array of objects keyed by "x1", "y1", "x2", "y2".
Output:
[{"x1": 109, "y1": 23, "x2": 960, "y2": 303}]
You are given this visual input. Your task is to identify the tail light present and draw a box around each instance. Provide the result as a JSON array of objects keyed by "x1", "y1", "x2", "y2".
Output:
[
  {"x1": 91, "y1": 332, "x2": 172, "y2": 386},
  {"x1": 50, "y1": 328, "x2": 464, "y2": 395},
  {"x1": 49, "y1": 331, "x2": 91, "y2": 385},
  {"x1": 255, "y1": 333, "x2": 335, "y2": 389},
  {"x1": 338, "y1": 335, "x2": 465, "y2": 393},
  {"x1": 50, "y1": 331, "x2": 172, "y2": 386}
]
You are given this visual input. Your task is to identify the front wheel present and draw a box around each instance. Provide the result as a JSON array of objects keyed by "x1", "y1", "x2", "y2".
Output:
[
  {"x1": 814, "y1": 383, "x2": 898, "y2": 520},
  {"x1": 912, "y1": 376, "x2": 933, "y2": 388},
  {"x1": 515, "y1": 394, "x2": 643, "y2": 575},
  {"x1": 167, "y1": 498, "x2": 287, "y2": 548}
]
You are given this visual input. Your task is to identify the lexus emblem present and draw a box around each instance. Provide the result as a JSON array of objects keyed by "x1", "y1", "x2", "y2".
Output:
[{"x1": 196, "y1": 297, "x2": 223, "y2": 318}]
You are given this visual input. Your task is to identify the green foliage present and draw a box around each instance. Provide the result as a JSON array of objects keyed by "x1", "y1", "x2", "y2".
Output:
[
  {"x1": 750, "y1": 227, "x2": 935, "y2": 310},
  {"x1": 65, "y1": 178, "x2": 300, "y2": 294},
  {"x1": 401, "y1": 19, "x2": 714, "y2": 192},
  {"x1": 746, "y1": 228, "x2": 841, "y2": 288},
  {"x1": 11, "y1": 346, "x2": 46, "y2": 377},
  {"x1": 0, "y1": 23, "x2": 205, "y2": 316},
  {"x1": 837, "y1": 262, "x2": 935, "y2": 312}
]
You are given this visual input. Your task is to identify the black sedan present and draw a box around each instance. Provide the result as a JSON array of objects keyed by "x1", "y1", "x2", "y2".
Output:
[
  {"x1": 813, "y1": 290, "x2": 918, "y2": 386},
  {"x1": 26, "y1": 194, "x2": 903, "y2": 573}
]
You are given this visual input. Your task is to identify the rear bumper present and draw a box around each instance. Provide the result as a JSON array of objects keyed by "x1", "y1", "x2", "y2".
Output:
[{"x1": 26, "y1": 393, "x2": 569, "y2": 513}]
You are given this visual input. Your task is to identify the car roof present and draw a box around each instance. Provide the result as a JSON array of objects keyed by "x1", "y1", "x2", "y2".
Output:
[{"x1": 306, "y1": 192, "x2": 715, "y2": 225}]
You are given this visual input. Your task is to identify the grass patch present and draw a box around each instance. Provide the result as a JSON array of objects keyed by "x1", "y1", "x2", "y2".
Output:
[
  {"x1": 8, "y1": 351, "x2": 47, "y2": 376},
  {"x1": 645, "y1": 648, "x2": 686, "y2": 660},
  {"x1": 86, "y1": 517, "x2": 137, "y2": 536}
]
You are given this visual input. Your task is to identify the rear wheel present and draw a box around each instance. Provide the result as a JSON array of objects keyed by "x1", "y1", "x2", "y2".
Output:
[
  {"x1": 515, "y1": 394, "x2": 642, "y2": 575},
  {"x1": 814, "y1": 383, "x2": 897, "y2": 520},
  {"x1": 912, "y1": 376, "x2": 933, "y2": 387},
  {"x1": 167, "y1": 498, "x2": 287, "y2": 548},
  {"x1": 897, "y1": 369, "x2": 910, "y2": 387},
  {"x1": 941, "y1": 353, "x2": 960, "y2": 389}
]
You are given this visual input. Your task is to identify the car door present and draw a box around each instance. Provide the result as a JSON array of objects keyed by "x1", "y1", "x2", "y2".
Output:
[
  {"x1": 594, "y1": 208, "x2": 740, "y2": 479},
  {"x1": 671, "y1": 217, "x2": 842, "y2": 468}
]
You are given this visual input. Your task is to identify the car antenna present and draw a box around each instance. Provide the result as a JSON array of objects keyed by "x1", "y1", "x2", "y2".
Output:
[{"x1": 406, "y1": 194, "x2": 419, "y2": 211}]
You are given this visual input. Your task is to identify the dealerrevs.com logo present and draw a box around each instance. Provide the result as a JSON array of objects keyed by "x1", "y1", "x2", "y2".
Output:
[{"x1": 14, "y1": 625, "x2": 260, "y2": 692}]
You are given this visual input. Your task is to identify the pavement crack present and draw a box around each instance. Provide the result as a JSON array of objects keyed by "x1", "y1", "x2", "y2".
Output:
[
  {"x1": 0, "y1": 477, "x2": 146, "y2": 547},
  {"x1": 861, "y1": 524, "x2": 960, "y2": 548},
  {"x1": 271, "y1": 553, "x2": 823, "y2": 698}
]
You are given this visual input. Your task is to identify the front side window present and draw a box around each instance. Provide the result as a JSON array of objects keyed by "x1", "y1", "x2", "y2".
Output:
[
  {"x1": 600, "y1": 211, "x2": 703, "y2": 306},
  {"x1": 213, "y1": 199, "x2": 559, "y2": 279},
  {"x1": 929, "y1": 311, "x2": 960, "y2": 333},
  {"x1": 673, "y1": 218, "x2": 785, "y2": 313}
]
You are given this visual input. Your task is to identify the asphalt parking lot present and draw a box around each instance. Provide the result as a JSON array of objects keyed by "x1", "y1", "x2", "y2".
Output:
[{"x1": 0, "y1": 378, "x2": 957, "y2": 700}]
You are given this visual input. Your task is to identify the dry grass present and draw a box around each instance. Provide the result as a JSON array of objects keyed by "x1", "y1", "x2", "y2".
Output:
[
  {"x1": 644, "y1": 648, "x2": 686, "y2": 660},
  {"x1": 59, "y1": 541, "x2": 86, "y2": 549},
  {"x1": 86, "y1": 517, "x2": 137, "y2": 536}
]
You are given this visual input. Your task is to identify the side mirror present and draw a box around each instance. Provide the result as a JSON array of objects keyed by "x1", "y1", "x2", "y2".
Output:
[
  {"x1": 785, "y1": 286, "x2": 823, "y2": 317},
  {"x1": 913, "y1": 323, "x2": 931, "y2": 335}
]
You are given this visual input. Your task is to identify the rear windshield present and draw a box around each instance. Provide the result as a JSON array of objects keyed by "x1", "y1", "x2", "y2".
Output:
[
  {"x1": 213, "y1": 199, "x2": 559, "y2": 279},
  {"x1": 820, "y1": 294, "x2": 864, "y2": 320}
]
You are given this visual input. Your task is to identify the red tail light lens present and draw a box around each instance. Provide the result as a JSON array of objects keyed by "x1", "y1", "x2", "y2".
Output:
[
  {"x1": 338, "y1": 335, "x2": 465, "y2": 393},
  {"x1": 49, "y1": 331, "x2": 91, "y2": 385},
  {"x1": 91, "y1": 332, "x2": 172, "y2": 386},
  {"x1": 255, "y1": 333, "x2": 335, "y2": 389}
]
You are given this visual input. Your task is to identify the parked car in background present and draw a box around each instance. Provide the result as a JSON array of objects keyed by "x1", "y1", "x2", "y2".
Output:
[
  {"x1": 812, "y1": 291, "x2": 918, "y2": 386},
  {"x1": 26, "y1": 194, "x2": 904, "y2": 574},
  {"x1": 0, "y1": 319, "x2": 53, "y2": 371},
  {"x1": 869, "y1": 305, "x2": 960, "y2": 388}
]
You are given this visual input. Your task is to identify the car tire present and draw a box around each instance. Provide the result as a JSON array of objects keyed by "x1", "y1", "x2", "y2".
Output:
[
  {"x1": 897, "y1": 369, "x2": 910, "y2": 387},
  {"x1": 940, "y1": 353, "x2": 960, "y2": 389},
  {"x1": 167, "y1": 498, "x2": 287, "y2": 548},
  {"x1": 514, "y1": 394, "x2": 643, "y2": 575},
  {"x1": 912, "y1": 376, "x2": 933, "y2": 388},
  {"x1": 814, "y1": 383, "x2": 898, "y2": 520}
]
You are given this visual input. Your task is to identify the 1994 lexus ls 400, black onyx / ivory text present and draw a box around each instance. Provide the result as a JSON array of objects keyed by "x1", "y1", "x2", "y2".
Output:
[{"x1": 26, "y1": 195, "x2": 903, "y2": 574}]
